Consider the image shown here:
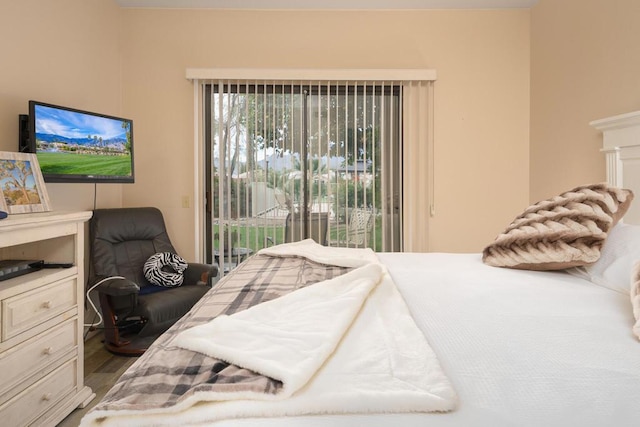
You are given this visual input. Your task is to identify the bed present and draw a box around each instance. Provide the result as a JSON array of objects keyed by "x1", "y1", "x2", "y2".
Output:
[{"x1": 81, "y1": 111, "x2": 640, "y2": 427}]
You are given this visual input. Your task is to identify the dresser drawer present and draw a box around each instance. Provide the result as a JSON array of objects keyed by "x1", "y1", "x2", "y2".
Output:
[
  {"x1": 0, "y1": 358, "x2": 77, "y2": 427},
  {"x1": 2, "y1": 278, "x2": 76, "y2": 341},
  {"x1": 0, "y1": 319, "x2": 76, "y2": 400}
]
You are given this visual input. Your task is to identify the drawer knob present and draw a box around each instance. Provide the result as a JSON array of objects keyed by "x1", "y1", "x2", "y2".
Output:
[
  {"x1": 42, "y1": 393, "x2": 52, "y2": 401},
  {"x1": 42, "y1": 347, "x2": 53, "y2": 355},
  {"x1": 41, "y1": 301, "x2": 52, "y2": 309}
]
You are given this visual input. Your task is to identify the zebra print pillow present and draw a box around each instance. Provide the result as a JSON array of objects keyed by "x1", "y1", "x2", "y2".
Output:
[{"x1": 143, "y1": 252, "x2": 188, "y2": 287}]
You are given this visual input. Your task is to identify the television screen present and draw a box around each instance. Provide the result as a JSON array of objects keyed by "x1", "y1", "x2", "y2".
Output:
[{"x1": 26, "y1": 101, "x2": 134, "y2": 183}]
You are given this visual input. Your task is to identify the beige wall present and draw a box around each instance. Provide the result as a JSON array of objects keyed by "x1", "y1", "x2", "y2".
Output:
[
  {"x1": 0, "y1": 0, "x2": 123, "y2": 211},
  {"x1": 530, "y1": 0, "x2": 640, "y2": 202},
  {"x1": 0, "y1": 4, "x2": 531, "y2": 257},
  {"x1": 4, "y1": 1, "x2": 637, "y2": 261},
  {"x1": 121, "y1": 9, "x2": 530, "y2": 257}
]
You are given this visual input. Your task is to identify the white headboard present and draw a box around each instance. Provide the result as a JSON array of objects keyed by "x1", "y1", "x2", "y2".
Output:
[{"x1": 591, "y1": 111, "x2": 640, "y2": 225}]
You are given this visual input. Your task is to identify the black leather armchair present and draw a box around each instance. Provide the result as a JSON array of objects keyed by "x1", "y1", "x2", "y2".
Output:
[{"x1": 88, "y1": 207, "x2": 218, "y2": 355}]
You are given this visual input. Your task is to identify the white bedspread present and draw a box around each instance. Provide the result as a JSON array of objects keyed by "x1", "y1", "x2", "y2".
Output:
[{"x1": 208, "y1": 252, "x2": 640, "y2": 427}]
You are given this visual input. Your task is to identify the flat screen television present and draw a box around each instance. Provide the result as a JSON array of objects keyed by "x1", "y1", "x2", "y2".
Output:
[{"x1": 21, "y1": 101, "x2": 134, "y2": 183}]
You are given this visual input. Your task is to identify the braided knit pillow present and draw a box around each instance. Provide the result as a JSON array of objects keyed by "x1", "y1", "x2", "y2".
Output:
[{"x1": 482, "y1": 183, "x2": 634, "y2": 270}]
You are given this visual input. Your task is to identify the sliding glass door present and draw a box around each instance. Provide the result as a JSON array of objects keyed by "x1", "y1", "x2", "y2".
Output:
[{"x1": 204, "y1": 81, "x2": 402, "y2": 271}]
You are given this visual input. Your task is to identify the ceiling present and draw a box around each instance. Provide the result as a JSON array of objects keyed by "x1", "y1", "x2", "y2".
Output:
[{"x1": 115, "y1": 0, "x2": 538, "y2": 10}]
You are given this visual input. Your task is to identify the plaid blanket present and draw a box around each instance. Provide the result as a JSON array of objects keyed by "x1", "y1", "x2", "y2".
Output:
[
  {"x1": 83, "y1": 242, "x2": 457, "y2": 427},
  {"x1": 92, "y1": 254, "x2": 353, "y2": 413}
]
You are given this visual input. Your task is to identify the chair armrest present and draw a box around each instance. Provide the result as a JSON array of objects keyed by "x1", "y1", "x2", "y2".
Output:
[
  {"x1": 184, "y1": 262, "x2": 219, "y2": 286},
  {"x1": 94, "y1": 277, "x2": 140, "y2": 297}
]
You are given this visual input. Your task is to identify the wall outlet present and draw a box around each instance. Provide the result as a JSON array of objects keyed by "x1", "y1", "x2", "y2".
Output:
[{"x1": 181, "y1": 195, "x2": 190, "y2": 209}]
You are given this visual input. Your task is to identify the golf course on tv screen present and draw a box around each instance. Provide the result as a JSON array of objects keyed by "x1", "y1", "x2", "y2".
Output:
[{"x1": 37, "y1": 151, "x2": 132, "y2": 176}]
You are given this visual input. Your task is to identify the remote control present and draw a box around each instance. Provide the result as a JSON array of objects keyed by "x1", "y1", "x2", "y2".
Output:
[{"x1": 40, "y1": 263, "x2": 74, "y2": 269}]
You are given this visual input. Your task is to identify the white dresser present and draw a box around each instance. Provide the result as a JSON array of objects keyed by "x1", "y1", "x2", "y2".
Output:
[{"x1": 0, "y1": 211, "x2": 94, "y2": 427}]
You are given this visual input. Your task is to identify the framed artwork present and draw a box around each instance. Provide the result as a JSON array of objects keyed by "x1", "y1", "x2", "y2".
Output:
[{"x1": 0, "y1": 151, "x2": 51, "y2": 214}]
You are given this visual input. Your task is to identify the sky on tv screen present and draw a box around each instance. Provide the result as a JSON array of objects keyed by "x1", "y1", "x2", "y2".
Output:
[{"x1": 35, "y1": 105, "x2": 127, "y2": 140}]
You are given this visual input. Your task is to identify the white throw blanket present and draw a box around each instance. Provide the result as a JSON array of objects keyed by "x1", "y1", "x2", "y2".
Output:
[{"x1": 83, "y1": 240, "x2": 457, "y2": 426}]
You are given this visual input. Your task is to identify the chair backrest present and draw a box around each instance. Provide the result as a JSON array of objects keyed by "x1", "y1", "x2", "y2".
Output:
[
  {"x1": 346, "y1": 208, "x2": 374, "y2": 246},
  {"x1": 88, "y1": 207, "x2": 176, "y2": 289},
  {"x1": 285, "y1": 212, "x2": 329, "y2": 246}
]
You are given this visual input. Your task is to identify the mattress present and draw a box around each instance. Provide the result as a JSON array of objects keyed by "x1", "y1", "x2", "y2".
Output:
[{"x1": 207, "y1": 252, "x2": 640, "y2": 427}]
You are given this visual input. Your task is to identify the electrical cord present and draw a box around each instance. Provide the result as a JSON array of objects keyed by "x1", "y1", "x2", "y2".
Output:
[
  {"x1": 83, "y1": 310, "x2": 99, "y2": 340},
  {"x1": 84, "y1": 275, "x2": 127, "y2": 328}
]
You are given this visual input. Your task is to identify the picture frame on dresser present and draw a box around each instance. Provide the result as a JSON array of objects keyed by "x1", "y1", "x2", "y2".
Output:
[{"x1": 0, "y1": 151, "x2": 51, "y2": 214}]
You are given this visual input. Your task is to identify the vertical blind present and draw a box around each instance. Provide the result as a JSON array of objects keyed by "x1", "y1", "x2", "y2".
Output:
[{"x1": 189, "y1": 69, "x2": 435, "y2": 261}]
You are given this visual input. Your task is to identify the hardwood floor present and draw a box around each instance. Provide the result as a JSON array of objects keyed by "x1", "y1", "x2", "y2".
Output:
[{"x1": 57, "y1": 333, "x2": 138, "y2": 426}]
